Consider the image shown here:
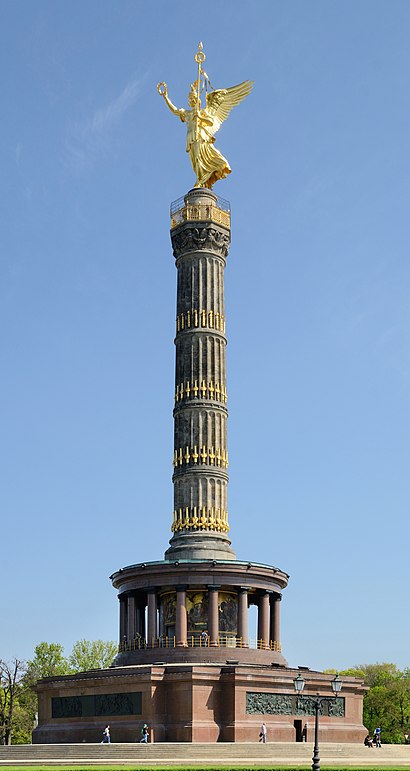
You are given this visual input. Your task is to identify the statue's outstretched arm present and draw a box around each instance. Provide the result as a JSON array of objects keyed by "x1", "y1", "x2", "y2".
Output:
[{"x1": 158, "y1": 83, "x2": 182, "y2": 119}]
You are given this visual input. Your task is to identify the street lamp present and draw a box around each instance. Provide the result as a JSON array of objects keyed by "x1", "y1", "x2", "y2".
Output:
[{"x1": 293, "y1": 673, "x2": 343, "y2": 771}]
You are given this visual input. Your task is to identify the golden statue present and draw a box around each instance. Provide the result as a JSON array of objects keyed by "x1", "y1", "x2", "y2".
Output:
[{"x1": 158, "y1": 43, "x2": 253, "y2": 189}]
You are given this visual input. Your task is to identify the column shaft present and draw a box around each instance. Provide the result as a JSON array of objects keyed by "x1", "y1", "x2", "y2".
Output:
[
  {"x1": 165, "y1": 188, "x2": 235, "y2": 561},
  {"x1": 147, "y1": 590, "x2": 157, "y2": 646},
  {"x1": 258, "y1": 592, "x2": 270, "y2": 649},
  {"x1": 119, "y1": 596, "x2": 127, "y2": 642},
  {"x1": 270, "y1": 594, "x2": 281, "y2": 649},
  {"x1": 136, "y1": 600, "x2": 145, "y2": 640},
  {"x1": 176, "y1": 588, "x2": 187, "y2": 647},
  {"x1": 127, "y1": 594, "x2": 136, "y2": 641},
  {"x1": 237, "y1": 588, "x2": 249, "y2": 647},
  {"x1": 208, "y1": 587, "x2": 220, "y2": 646}
]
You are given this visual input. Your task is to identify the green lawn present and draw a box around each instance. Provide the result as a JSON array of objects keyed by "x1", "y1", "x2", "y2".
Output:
[{"x1": 0, "y1": 766, "x2": 409, "y2": 771}]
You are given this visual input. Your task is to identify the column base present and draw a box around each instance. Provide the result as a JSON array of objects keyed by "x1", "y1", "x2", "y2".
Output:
[{"x1": 165, "y1": 531, "x2": 236, "y2": 561}]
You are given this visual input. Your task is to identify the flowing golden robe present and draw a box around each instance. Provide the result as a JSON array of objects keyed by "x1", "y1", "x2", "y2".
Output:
[{"x1": 179, "y1": 107, "x2": 231, "y2": 189}]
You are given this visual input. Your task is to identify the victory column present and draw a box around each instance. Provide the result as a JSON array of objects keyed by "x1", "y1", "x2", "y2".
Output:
[
  {"x1": 110, "y1": 44, "x2": 288, "y2": 669},
  {"x1": 33, "y1": 45, "x2": 367, "y2": 745}
]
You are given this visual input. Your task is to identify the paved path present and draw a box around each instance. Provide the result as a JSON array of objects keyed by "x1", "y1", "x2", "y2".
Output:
[{"x1": 0, "y1": 742, "x2": 409, "y2": 766}]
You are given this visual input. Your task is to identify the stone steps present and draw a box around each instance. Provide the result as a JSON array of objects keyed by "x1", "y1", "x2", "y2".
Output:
[{"x1": 1, "y1": 742, "x2": 409, "y2": 766}]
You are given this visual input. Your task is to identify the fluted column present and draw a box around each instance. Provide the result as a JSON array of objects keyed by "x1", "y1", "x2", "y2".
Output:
[
  {"x1": 165, "y1": 188, "x2": 235, "y2": 561},
  {"x1": 258, "y1": 591, "x2": 270, "y2": 649},
  {"x1": 237, "y1": 588, "x2": 249, "y2": 647},
  {"x1": 176, "y1": 586, "x2": 188, "y2": 647},
  {"x1": 270, "y1": 593, "x2": 281, "y2": 649},
  {"x1": 147, "y1": 589, "x2": 157, "y2": 646},
  {"x1": 208, "y1": 586, "x2": 220, "y2": 646}
]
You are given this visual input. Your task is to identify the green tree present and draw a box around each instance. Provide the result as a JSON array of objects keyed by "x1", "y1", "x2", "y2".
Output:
[
  {"x1": 3, "y1": 640, "x2": 118, "y2": 744},
  {"x1": 0, "y1": 659, "x2": 27, "y2": 745},
  {"x1": 324, "y1": 662, "x2": 410, "y2": 743},
  {"x1": 8, "y1": 699, "x2": 34, "y2": 745},
  {"x1": 14, "y1": 642, "x2": 72, "y2": 746},
  {"x1": 26, "y1": 642, "x2": 71, "y2": 680},
  {"x1": 389, "y1": 673, "x2": 410, "y2": 736},
  {"x1": 344, "y1": 663, "x2": 410, "y2": 743},
  {"x1": 358, "y1": 662, "x2": 399, "y2": 688},
  {"x1": 68, "y1": 639, "x2": 117, "y2": 672}
]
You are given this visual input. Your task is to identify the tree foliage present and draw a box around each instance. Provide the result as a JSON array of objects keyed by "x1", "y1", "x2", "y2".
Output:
[
  {"x1": 68, "y1": 639, "x2": 117, "y2": 672},
  {"x1": 0, "y1": 659, "x2": 27, "y2": 745},
  {"x1": 27, "y1": 642, "x2": 72, "y2": 681},
  {"x1": 327, "y1": 663, "x2": 410, "y2": 743}
]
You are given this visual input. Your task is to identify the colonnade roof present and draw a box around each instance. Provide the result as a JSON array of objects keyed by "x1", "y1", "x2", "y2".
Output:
[{"x1": 110, "y1": 558, "x2": 289, "y2": 578}]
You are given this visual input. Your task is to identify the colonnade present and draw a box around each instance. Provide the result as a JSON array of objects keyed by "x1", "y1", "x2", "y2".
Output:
[{"x1": 119, "y1": 586, "x2": 281, "y2": 650}]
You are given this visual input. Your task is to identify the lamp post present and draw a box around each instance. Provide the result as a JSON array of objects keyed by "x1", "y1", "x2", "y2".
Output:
[{"x1": 293, "y1": 673, "x2": 343, "y2": 771}]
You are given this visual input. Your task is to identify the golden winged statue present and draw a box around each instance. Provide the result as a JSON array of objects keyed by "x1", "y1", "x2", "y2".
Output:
[{"x1": 158, "y1": 43, "x2": 253, "y2": 189}]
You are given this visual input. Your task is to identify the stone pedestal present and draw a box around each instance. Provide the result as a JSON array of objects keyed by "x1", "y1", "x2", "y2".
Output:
[{"x1": 33, "y1": 665, "x2": 367, "y2": 744}]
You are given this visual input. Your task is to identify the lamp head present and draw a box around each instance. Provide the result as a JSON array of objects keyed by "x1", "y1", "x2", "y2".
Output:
[
  {"x1": 331, "y1": 674, "x2": 343, "y2": 694},
  {"x1": 294, "y1": 673, "x2": 305, "y2": 693}
]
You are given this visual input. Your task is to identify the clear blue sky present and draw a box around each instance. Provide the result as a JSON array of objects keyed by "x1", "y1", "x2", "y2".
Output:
[{"x1": 1, "y1": 0, "x2": 409, "y2": 672}]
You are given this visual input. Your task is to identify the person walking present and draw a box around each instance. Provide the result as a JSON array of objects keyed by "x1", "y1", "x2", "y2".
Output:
[
  {"x1": 101, "y1": 724, "x2": 110, "y2": 744},
  {"x1": 373, "y1": 727, "x2": 381, "y2": 747},
  {"x1": 140, "y1": 723, "x2": 149, "y2": 743},
  {"x1": 259, "y1": 722, "x2": 267, "y2": 743}
]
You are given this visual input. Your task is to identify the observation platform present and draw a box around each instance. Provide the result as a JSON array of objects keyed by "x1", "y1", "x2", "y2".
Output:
[{"x1": 170, "y1": 190, "x2": 230, "y2": 229}]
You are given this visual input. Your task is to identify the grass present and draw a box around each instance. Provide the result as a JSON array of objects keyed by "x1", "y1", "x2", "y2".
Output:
[{"x1": 0, "y1": 766, "x2": 409, "y2": 771}]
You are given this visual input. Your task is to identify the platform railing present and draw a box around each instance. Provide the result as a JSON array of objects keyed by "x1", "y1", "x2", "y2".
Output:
[
  {"x1": 170, "y1": 198, "x2": 231, "y2": 229},
  {"x1": 118, "y1": 636, "x2": 281, "y2": 653}
]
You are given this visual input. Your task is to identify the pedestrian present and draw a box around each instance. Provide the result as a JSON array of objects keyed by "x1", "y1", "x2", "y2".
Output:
[
  {"x1": 140, "y1": 723, "x2": 149, "y2": 743},
  {"x1": 101, "y1": 724, "x2": 110, "y2": 744},
  {"x1": 259, "y1": 722, "x2": 267, "y2": 743},
  {"x1": 373, "y1": 727, "x2": 381, "y2": 747},
  {"x1": 201, "y1": 630, "x2": 209, "y2": 646}
]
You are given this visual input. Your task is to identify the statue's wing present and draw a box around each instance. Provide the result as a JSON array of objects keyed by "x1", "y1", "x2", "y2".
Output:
[{"x1": 205, "y1": 80, "x2": 254, "y2": 136}]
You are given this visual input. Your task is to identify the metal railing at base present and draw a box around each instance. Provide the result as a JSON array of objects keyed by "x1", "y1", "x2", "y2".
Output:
[{"x1": 119, "y1": 636, "x2": 281, "y2": 653}]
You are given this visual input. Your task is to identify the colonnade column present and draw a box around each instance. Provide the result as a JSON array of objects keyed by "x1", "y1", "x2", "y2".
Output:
[
  {"x1": 237, "y1": 588, "x2": 249, "y2": 647},
  {"x1": 257, "y1": 591, "x2": 270, "y2": 649},
  {"x1": 136, "y1": 600, "x2": 145, "y2": 641},
  {"x1": 147, "y1": 589, "x2": 157, "y2": 646},
  {"x1": 270, "y1": 593, "x2": 281, "y2": 650},
  {"x1": 119, "y1": 595, "x2": 127, "y2": 643},
  {"x1": 208, "y1": 586, "x2": 220, "y2": 646},
  {"x1": 176, "y1": 586, "x2": 188, "y2": 647},
  {"x1": 127, "y1": 594, "x2": 136, "y2": 641}
]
